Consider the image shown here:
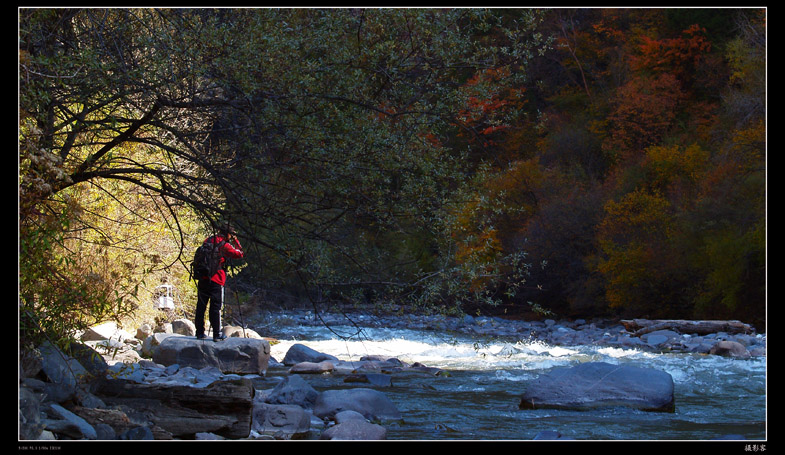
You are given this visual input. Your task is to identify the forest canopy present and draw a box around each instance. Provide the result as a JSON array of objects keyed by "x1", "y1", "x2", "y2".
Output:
[{"x1": 19, "y1": 8, "x2": 766, "y2": 347}]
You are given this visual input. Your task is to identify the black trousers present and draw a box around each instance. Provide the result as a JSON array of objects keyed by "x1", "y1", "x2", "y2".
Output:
[{"x1": 195, "y1": 279, "x2": 223, "y2": 337}]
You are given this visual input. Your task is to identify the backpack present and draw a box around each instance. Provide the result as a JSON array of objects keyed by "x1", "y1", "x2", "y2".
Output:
[{"x1": 190, "y1": 238, "x2": 226, "y2": 280}]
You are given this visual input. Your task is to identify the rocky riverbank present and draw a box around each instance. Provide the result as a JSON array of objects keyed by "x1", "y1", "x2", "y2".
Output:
[
  {"x1": 18, "y1": 310, "x2": 765, "y2": 441},
  {"x1": 263, "y1": 309, "x2": 766, "y2": 358}
]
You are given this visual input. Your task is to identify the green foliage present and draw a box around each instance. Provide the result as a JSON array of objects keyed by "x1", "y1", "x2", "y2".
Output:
[{"x1": 19, "y1": 208, "x2": 129, "y2": 349}]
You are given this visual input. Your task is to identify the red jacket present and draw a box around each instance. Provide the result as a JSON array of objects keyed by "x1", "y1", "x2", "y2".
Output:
[{"x1": 202, "y1": 235, "x2": 244, "y2": 286}]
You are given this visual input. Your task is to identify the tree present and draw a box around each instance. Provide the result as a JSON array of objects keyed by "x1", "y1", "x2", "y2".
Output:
[
  {"x1": 595, "y1": 188, "x2": 680, "y2": 317},
  {"x1": 19, "y1": 8, "x2": 549, "y2": 342}
]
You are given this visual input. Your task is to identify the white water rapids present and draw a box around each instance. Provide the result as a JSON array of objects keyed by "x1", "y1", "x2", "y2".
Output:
[{"x1": 264, "y1": 323, "x2": 767, "y2": 440}]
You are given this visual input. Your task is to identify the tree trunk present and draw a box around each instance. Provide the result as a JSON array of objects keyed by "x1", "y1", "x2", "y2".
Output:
[{"x1": 621, "y1": 319, "x2": 753, "y2": 337}]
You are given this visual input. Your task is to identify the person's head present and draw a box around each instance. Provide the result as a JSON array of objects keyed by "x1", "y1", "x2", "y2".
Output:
[{"x1": 217, "y1": 222, "x2": 237, "y2": 239}]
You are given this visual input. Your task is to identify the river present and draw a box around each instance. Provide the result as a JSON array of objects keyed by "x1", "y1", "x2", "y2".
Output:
[{"x1": 259, "y1": 313, "x2": 766, "y2": 441}]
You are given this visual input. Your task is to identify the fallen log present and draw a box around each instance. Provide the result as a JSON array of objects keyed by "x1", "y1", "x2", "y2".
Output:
[
  {"x1": 621, "y1": 319, "x2": 753, "y2": 337},
  {"x1": 95, "y1": 378, "x2": 254, "y2": 439}
]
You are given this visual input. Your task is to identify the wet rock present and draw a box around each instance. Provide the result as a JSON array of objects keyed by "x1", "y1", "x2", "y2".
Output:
[
  {"x1": 532, "y1": 429, "x2": 570, "y2": 440},
  {"x1": 333, "y1": 410, "x2": 367, "y2": 423},
  {"x1": 344, "y1": 373, "x2": 393, "y2": 387},
  {"x1": 709, "y1": 340, "x2": 750, "y2": 359},
  {"x1": 313, "y1": 388, "x2": 402, "y2": 421},
  {"x1": 265, "y1": 374, "x2": 319, "y2": 408},
  {"x1": 289, "y1": 360, "x2": 335, "y2": 374},
  {"x1": 252, "y1": 403, "x2": 311, "y2": 439},
  {"x1": 282, "y1": 343, "x2": 339, "y2": 366},
  {"x1": 519, "y1": 362, "x2": 675, "y2": 412},
  {"x1": 320, "y1": 419, "x2": 387, "y2": 440},
  {"x1": 642, "y1": 330, "x2": 680, "y2": 347}
]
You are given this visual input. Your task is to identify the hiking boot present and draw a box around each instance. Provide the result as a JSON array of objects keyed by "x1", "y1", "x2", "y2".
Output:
[
  {"x1": 213, "y1": 333, "x2": 227, "y2": 342},
  {"x1": 196, "y1": 333, "x2": 207, "y2": 340}
]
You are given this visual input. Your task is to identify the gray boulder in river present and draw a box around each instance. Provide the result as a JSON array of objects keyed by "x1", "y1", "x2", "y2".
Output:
[
  {"x1": 519, "y1": 362, "x2": 675, "y2": 412},
  {"x1": 313, "y1": 388, "x2": 403, "y2": 421}
]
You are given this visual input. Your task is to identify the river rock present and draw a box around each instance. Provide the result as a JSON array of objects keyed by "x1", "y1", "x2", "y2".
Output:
[
  {"x1": 171, "y1": 319, "x2": 196, "y2": 336},
  {"x1": 532, "y1": 429, "x2": 570, "y2": 440},
  {"x1": 37, "y1": 342, "x2": 91, "y2": 402},
  {"x1": 81, "y1": 321, "x2": 133, "y2": 343},
  {"x1": 313, "y1": 388, "x2": 402, "y2": 421},
  {"x1": 19, "y1": 386, "x2": 44, "y2": 440},
  {"x1": 320, "y1": 419, "x2": 387, "y2": 440},
  {"x1": 289, "y1": 360, "x2": 335, "y2": 374},
  {"x1": 519, "y1": 362, "x2": 675, "y2": 412},
  {"x1": 252, "y1": 403, "x2": 312, "y2": 439},
  {"x1": 709, "y1": 340, "x2": 750, "y2": 359},
  {"x1": 152, "y1": 335, "x2": 270, "y2": 375},
  {"x1": 282, "y1": 343, "x2": 339, "y2": 365},
  {"x1": 141, "y1": 332, "x2": 177, "y2": 357},
  {"x1": 47, "y1": 403, "x2": 98, "y2": 440},
  {"x1": 642, "y1": 329, "x2": 680, "y2": 347},
  {"x1": 67, "y1": 343, "x2": 110, "y2": 381},
  {"x1": 344, "y1": 373, "x2": 393, "y2": 387},
  {"x1": 224, "y1": 325, "x2": 265, "y2": 339},
  {"x1": 265, "y1": 374, "x2": 320, "y2": 408},
  {"x1": 333, "y1": 410, "x2": 368, "y2": 423},
  {"x1": 136, "y1": 323, "x2": 153, "y2": 341}
]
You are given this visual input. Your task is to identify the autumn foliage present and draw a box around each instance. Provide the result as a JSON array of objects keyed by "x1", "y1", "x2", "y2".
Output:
[{"x1": 446, "y1": 8, "x2": 765, "y2": 325}]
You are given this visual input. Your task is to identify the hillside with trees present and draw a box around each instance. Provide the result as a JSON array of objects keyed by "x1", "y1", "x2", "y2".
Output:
[{"x1": 19, "y1": 8, "x2": 766, "y2": 350}]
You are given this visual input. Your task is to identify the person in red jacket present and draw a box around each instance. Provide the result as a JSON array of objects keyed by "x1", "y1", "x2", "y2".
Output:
[{"x1": 194, "y1": 223, "x2": 244, "y2": 341}]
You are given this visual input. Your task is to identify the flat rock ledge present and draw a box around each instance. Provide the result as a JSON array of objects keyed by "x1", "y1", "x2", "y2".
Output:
[
  {"x1": 96, "y1": 377, "x2": 255, "y2": 439},
  {"x1": 152, "y1": 335, "x2": 270, "y2": 375},
  {"x1": 519, "y1": 362, "x2": 675, "y2": 413}
]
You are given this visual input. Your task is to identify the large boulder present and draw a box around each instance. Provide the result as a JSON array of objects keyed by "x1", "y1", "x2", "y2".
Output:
[
  {"x1": 152, "y1": 335, "x2": 270, "y2": 375},
  {"x1": 519, "y1": 362, "x2": 675, "y2": 412},
  {"x1": 37, "y1": 342, "x2": 92, "y2": 402},
  {"x1": 313, "y1": 388, "x2": 402, "y2": 421}
]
